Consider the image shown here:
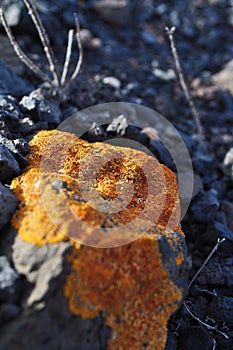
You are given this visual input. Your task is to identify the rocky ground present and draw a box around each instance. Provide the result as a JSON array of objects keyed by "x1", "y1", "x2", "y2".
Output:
[{"x1": 0, "y1": 0, "x2": 232, "y2": 349}]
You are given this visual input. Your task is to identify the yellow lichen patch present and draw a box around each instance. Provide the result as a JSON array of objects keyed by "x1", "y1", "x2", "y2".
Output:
[
  {"x1": 11, "y1": 129, "x2": 181, "y2": 246},
  {"x1": 64, "y1": 230, "x2": 183, "y2": 350}
]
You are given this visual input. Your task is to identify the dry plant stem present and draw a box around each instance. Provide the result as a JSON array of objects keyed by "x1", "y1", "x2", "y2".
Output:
[
  {"x1": 165, "y1": 27, "x2": 204, "y2": 141},
  {"x1": 188, "y1": 237, "x2": 226, "y2": 289},
  {"x1": 61, "y1": 29, "x2": 74, "y2": 87},
  {"x1": 69, "y1": 13, "x2": 83, "y2": 84},
  {"x1": 0, "y1": 8, "x2": 50, "y2": 83},
  {"x1": 183, "y1": 301, "x2": 229, "y2": 339},
  {"x1": 23, "y1": 0, "x2": 60, "y2": 87}
]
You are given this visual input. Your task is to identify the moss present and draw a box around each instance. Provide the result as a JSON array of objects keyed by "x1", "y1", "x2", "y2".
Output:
[{"x1": 11, "y1": 129, "x2": 186, "y2": 348}]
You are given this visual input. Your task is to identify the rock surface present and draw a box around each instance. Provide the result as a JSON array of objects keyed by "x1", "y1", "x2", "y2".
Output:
[
  {"x1": 0, "y1": 183, "x2": 18, "y2": 229},
  {"x1": 6, "y1": 129, "x2": 188, "y2": 350}
]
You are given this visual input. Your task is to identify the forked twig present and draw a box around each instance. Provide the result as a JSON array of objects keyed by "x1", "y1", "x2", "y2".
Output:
[
  {"x1": 0, "y1": 8, "x2": 50, "y2": 83},
  {"x1": 23, "y1": 0, "x2": 60, "y2": 87},
  {"x1": 188, "y1": 237, "x2": 226, "y2": 289},
  {"x1": 0, "y1": 0, "x2": 83, "y2": 101},
  {"x1": 165, "y1": 26, "x2": 204, "y2": 141}
]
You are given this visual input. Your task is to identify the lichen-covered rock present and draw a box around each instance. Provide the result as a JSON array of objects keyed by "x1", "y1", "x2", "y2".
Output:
[{"x1": 9, "y1": 129, "x2": 187, "y2": 350}]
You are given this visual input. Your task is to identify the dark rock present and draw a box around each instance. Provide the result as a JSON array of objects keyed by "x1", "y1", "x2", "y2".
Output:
[
  {"x1": 0, "y1": 145, "x2": 21, "y2": 180},
  {"x1": 0, "y1": 95, "x2": 21, "y2": 121},
  {"x1": 190, "y1": 189, "x2": 219, "y2": 223},
  {"x1": 0, "y1": 60, "x2": 32, "y2": 97},
  {"x1": 208, "y1": 295, "x2": 233, "y2": 325},
  {"x1": 192, "y1": 153, "x2": 216, "y2": 177},
  {"x1": 196, "y1": 261, "x2": 225, "y2": 286},
  {"x1": 216, "y1": 335, "x2": 233, "y2": 350},
  {"x1": 141, "y1": 30, "x2": 159, "y2": 46},
  {"x1": 221, "y1": 200, "x2": 233, "y2": 231},
  {"x1": 0, "y1": 302, "x2": 20, "y2": 323},
  {"x1": 84, "y1": 122, "x2": 107, "y2": 142},
  {"x1": 20, "y1": 93, "x2": 62, "y2": 124},
  {"x1": 0, "y1": 256, "x2": 20, "y2": 303},
  {"x1": 198, "y1": 221, "x2": 233, "y2": 257},
  {"x1": 177, "y1": 326, "x2": 212, "y2": 350},
  {"x1": 164, "y1": 329, "x2": 178, "y2": 350},
  {"x1": 0, "y1": 135, "x2": 28, "y2": 168},
  {"x1": 11, "y1": 117, "x2": 35, "y2": 137},
  {"x1": 0, "y1": 183, "x2": 18, "y2": 229}
]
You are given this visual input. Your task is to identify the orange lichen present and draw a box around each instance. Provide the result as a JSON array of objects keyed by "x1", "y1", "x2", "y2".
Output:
[
  {"x1": 11, "y1": 129, "x2": 186, "y2": 348},
  {"x1": 11, "y1": 129, "x2": 182, "y2": 246},
  {"x1": 64, "y1": 228, "x2": 183, "y2": 350}
]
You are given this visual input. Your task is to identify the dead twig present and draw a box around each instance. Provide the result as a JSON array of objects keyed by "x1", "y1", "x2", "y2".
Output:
[
  {"x1": 0, "y1": 0, "x2": 83, "y2": 102},
  {"x1": 188, "y1": 237, "x2": 226, "y2": 289},
  {"x1": 183, "y1": 301, "x2": 229, "y2": 339},
  {"x1": 165, "y1": 26, "x2": 205, "y2": 142}
]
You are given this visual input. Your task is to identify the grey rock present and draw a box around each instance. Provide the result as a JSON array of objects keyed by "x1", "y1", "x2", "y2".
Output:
[
  {"x1": 12, "y1": 236, "x2": 70, "y2": 285},
  {"x1": 106, "y1": 114, "x2": 128, "y2": 135},
  {"x1": 0, "y1": 145, "x2": 21, "y2": 180},
  {"x1": 0, "y1": 60, "x2": 32, "y2": 97},
  {"x1": 0, "y1": 0, "x2": 24, "y2": 27},
  {"x1": 0, "y1": 183, "x2": 18, "y2": 229},
  {"x1": 92, "y1": 0, "x2": 131, "y2": 27},
  {"x1": 2, "y1": 235, "x2": 111, "y2": 350},
  {"x1": 0, "y1": 255, "x2": 19, "y2": 303},
  {"x1": 20, "y1": 93, "x2": 62, "y2": 124},
  {"x1": 213, "y1": 59, "x2": 233, "y2": 96},
  {"x1": 13, "y1": 236, "x2": 71, "y2": 305},
  {"x1": 152, "y1": 68, "x2": 176, "y2": 82},
  {"x1": 0, "y1": 95, "x2": 21, "y2": 121},
  {"x1": 223, "y1": 147, "x2": 233, "y2": 178}
]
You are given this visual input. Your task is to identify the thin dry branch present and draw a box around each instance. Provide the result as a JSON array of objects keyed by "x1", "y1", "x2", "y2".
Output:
[
  {"x1": 188, "y1": 237, "x2": 226, "y2": 289},
  {"x1": 0, "y1": 8, "x2": 50, "y2": 83},
  {"x1": 69, "y1": 13, "x2": 83, "y2": 85},
  {"x1": 61, "y1": 29, "x2": 74, "y2": 87},
  {"x1": 183, "y1": 301, "x2": 229, "y2": 339},
  {"x1": 23, "y1": 0, "x2": 60, "y2": 87},
  {"x1": 165, "y1": 26, "x2": 205, "y2": 141}
]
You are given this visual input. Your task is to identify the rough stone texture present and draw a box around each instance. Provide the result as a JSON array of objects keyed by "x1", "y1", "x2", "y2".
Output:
[
  {"x1": 20, "y1": 93, "x2": 62, "y2": 124},
  {"x1": 0, "y1": 255, "x2": 19, "y2": 303},
  {"x1": 12, "y1": 235, "x2": 70, "y2": 305},
  {"x1": 8, "y1": 129, "x2": 188, "y2": 350},
  {"x1": 0, "y1": 60, "x2": 32, "y2": 97},
  {"x1": 0, "y1": 145, "x2": 21, "y2": 180},
  {"x1": 0, "y1": 183, "x2": 18, "y2": 229}
]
